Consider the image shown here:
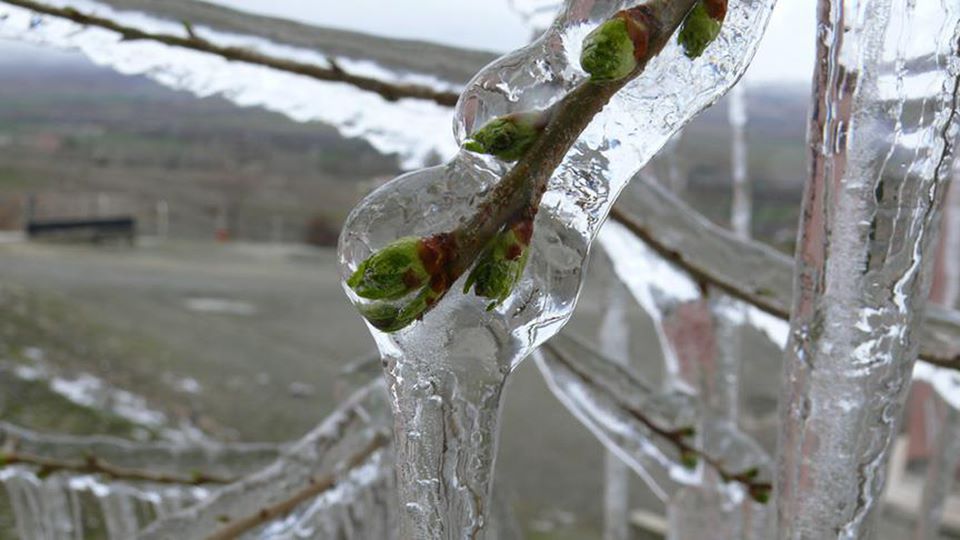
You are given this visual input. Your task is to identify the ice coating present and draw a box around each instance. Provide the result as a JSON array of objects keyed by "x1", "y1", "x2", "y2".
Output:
[
  {"x1": 509, "y1": 0, "x2": 564, "y2": 37},
  {"x1": 0, "y1": 0, "x2": 458, "y2": 168},
  {"x1": 598, "y1": 278, "x2": 631, "y2": 540},
  {"x1": 666, "y1": 80, "x2": 770, "y2": 539},
  {"x1": 535, "y1": 333, "x2": 698, "y2": 501},
  {"x1": 338, "y1": 0, "x2": 778, "y2": 536},
  {"x1": 776, "y1": 0, "x2": 960, "y2": 537},
  {"x1": 140, "y1": 380, "x2": 391, "y2": 539},
  {"x1": 912, "y1": 174, "x2": 960, "y2": 540},
  {"x1": 598, "y1": 221, "x2": 772, "y2": 531}
]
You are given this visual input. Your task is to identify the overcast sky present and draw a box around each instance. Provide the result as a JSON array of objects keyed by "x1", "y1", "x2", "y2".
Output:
[{"x1": 2, "y1": 0, "x2": 815, "y2": 84}]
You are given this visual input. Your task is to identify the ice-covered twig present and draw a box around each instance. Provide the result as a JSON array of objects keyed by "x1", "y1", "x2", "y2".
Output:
[
  {"x1": 0, "y1": 422, "x2": 282, "y2": 479},
  {"x1": 138, "y1": 380, "x2": 391, "y2": 539},
  {"x1": 0, "y1": 0, "x2": 460, "y2": 106},
  {"x1": 348, "y1": 0, "x2": 702, "y2": 330},
  {"x1": 205, "y1": 433, "x2": 389, "y2": 540},
  {"x1": 540, "y1": 335, "x2": 772, "y2": 501},
  {"x1": 611, "y1": 179, "x2": 960, "y2": 371},
  {"x1": 0, "y1": 450, "x2": 232, "y2": 485}
]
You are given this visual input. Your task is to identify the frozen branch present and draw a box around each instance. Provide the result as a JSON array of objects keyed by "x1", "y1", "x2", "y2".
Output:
[
  {"x1": 0, "y1": 0, "x2": 460, "y2": 106},
  {"x1": 0, "y1": 450, "x2": 232, "y2": 485},
  {"x1": 347, "y1": 0, "x2": 704, "y2": 329},
  {"x1": 13, "y1": 0, "x2": 959, "y2": 366},
  {"x1": 0, "y1": 421, "x2": 282, "y2": 479},
  {"x1": 611, "y1": 179, "x2": 960, "y2": 371},
  {"x1": 205, "y1": 433, "x2": 389, "y2": 540},
  {"x1": 139, "y1": 380, "x2": 392, "y2": 539},
  {"x1": 541, "y1": 335, "x2": 771, "y2": 501},
  {"x1": 775, "y1": 0, "x2": 960, "y2": 535}
]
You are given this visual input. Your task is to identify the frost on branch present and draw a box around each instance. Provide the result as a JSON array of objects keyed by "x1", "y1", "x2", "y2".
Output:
[
  {"x1": 776, "y1": 0, "x2": 960, "y2": 537},
  {"x1": 338, "y1": 0, "x2": 777, "y2": 536},
  {"x1": 0, "y1": 0, "x2": 469, "y2": 167},
  {"x1": 140, "y1": 380, "x2": 391, "y2": 539},
  {"x1": 0, "y1": 422, "x2": 282, "y2": 479}
]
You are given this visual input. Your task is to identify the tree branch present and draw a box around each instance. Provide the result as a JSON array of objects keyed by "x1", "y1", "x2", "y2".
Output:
[
  {"x1": 139, "y1": 380, "x2": 391, "y2": 540},
  {"x1": 1, "y1": 450, "x2": 233, "y2": 484},
  {"x1": 0, "y1": 421, "x2": 283, "y2": 478},
  {"x1": 610, "y1": 179, "x2": 960, "y2": 370},
  {"x1": 205, "y1": 433, "x2": 389, "y2": 540},
  {"x1": 1, "y1": 0, "x2": 460, "y2": 106},
  {"x1": 541, "y1": 338, "x2": 771, "y2": 500}
]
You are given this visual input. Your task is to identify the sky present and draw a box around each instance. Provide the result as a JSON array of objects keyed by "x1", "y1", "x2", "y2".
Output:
[{"x1": 1, "y1": 0, "x2": 816, "y2": 84}]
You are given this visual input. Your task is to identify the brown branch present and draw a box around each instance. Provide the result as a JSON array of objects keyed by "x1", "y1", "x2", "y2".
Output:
[
  {"x1": 1, "y1": 0, "x2": 460, "y2": 106},
  {"x1": 0, "y1": 450, "x2": 233, "y2": 485},
  {"x1": 413, "y1": 0, "x2": 701, "y2": 320},
  {"x1": 609, "y1": 180, "x2": 960, "y2": 370},
  {"x1": 205, "y1": 433, "x2": 389, "y2": 540},
  {"x1": 542, "y1": 341, "x2": 771, "y2": 500}
]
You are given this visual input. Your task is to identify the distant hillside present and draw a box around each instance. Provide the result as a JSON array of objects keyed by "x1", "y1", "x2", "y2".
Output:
[
  {"x1": 0, "y1": 59, "x2": 400, "y2": 243},
  {"x1": 0, "y1": 56, "x2": 809, "y2": 246}
]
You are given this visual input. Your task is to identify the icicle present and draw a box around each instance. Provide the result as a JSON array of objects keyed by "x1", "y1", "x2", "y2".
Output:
[
  {"x1": 775, "y1": 0, "x2": 960, "y2": 537},
  {"x1": 728, "y1": 82, "x2": 751, "y2": 240},
  {"x1": 599, "y1": 276, "x2": 631, "y2": 540},
  {"x1": 97, "y1": 489, "x2": 140, "y2": 539}
]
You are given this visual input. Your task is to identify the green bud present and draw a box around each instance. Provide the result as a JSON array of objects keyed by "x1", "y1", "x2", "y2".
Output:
[
  {"x1": 680, "y1": 450, "x2": 699, "y2": 470},
  {"x1": 464, "y1": 112, "x2": 544, "y2": 162},
  {"x1": 581, "y1": 17, "x2": 638, "y2": 82},
  {"x1": 347, "y1": 237, "x2": 429, "y2": 300},
  {"x1": 749, "y1": 484, "x2": 771, "y2": 504},
  {"x1": 463, "y1": 222, "x2": 531, "y2": 310},
  {"x1": 674, "y1": 426, "x2": 697, "y2": 438},
  {"x1": 678, "y1": 2, "x2": 723, "y2": 59},
  {"x1": 740, "y1": 467, "x2": 760, "y2": 481},
  {"x1": 358, "y1": 288, "x2": 434, "y2": 333}
]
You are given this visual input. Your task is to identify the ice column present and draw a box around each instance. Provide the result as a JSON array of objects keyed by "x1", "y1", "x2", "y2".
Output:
[
  {"x1": 599, "y1": 277, "x2": 632, "y2": 540},
  {"x1": 775, "y1": 0, "x2": 960, "y2": 537}
]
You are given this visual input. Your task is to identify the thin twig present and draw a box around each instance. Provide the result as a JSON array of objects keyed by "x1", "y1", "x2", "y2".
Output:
[
  {"x1": 1, "y1": 451, "x2": 233, "y2": 485},
  {"x1": 542, "y1": 341, "x2": 772, "y2": 499},
  {"x1": 205, "y1": 433, "x2": 389, "y2": 540},
  {"x1": 417, "y1": 0, "x2": 703, "y2": 319},
  {"x1": 0, "y1": 0, "x2": 460, "y2": 106}
]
